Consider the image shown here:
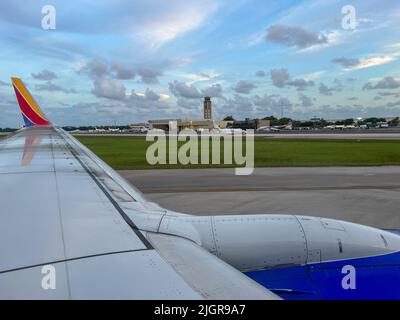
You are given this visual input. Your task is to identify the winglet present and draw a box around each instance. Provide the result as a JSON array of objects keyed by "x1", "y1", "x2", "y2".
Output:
[{"x1": 11, "y1": 77, "x2": 51, "y2": 127}]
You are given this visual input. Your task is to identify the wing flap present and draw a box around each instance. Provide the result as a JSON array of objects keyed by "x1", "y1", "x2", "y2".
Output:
[
  {"x1": 0, "y1": 250, "x2": 202, "y2": 300},
  {"x1": 148, "y1": 233, "x2": 281, "y2": 300}
]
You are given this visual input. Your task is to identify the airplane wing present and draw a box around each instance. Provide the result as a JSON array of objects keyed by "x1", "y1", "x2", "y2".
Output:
[{"x1": 0, "y1": 78, "x2": 279, "y2": 300}]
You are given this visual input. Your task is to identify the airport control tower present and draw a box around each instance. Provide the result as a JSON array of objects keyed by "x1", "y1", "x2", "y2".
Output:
[{"x1": 204, "y1": 97, "x2": 212, "y2": 120}]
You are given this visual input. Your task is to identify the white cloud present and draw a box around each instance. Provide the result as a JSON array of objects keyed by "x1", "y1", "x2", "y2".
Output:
[
  {"x1": 245, "y1": 30, "x2": 266, "y2": 47},
  {"x1": 351, "y1": 55, "x2": 395, "y2": 70},
  {"x1": 178, "y1": 70, "x2": 221, "y2": 84},
  {"x1": 92, "y1": 77, "x2": 126, "y2": 100},
  {"x1": 384, "y1": 43, "x2": 400, "y2": 51},
  {"x1": 383, "y1": 43, "x2": 400, "y2": 58},
  {"x1": 133, "y1": 1, "x2": 222, "y2": 48},
  {"x1": 0, "y1": 1, "x2": 224, "y2": 52},
  {"x1": 300, "y1": 70, "x2": 326, "y2": 81},
  {"x1": 159, "y1": 93, "x2": 170, "y2": 101}
]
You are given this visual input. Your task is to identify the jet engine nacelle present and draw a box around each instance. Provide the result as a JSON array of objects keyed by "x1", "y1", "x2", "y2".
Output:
[{"x1": 156, "y1": 214, "x2": 400, "y2": 272}]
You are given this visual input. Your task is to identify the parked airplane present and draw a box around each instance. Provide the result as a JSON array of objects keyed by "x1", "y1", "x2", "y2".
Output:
[
  {"x1": 1, "y1": 77, "x2": 400, "y2": 300},
  {"x1": 212, "y1": 123, "x2": 244, "y2": 135},
  {"x1": 256, "y1": 126, "x2": 280, "y2": 132}
]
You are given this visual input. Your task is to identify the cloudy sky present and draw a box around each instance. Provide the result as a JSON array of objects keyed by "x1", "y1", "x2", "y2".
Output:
[{"x1": 0, "y1": 0, "x2": 399, "y2": 127}]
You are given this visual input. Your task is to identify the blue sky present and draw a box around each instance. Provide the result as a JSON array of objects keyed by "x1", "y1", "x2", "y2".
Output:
[{"x1": 0, "y1": 0, "x2": 399, "y2": 127}]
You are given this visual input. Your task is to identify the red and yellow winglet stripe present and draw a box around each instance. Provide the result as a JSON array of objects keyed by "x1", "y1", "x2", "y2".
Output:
[
  {"x1": 11, "y1": 77, "x2": 50, "y2": 126},
  {"x1": 22, "y1": 135, "x2": 42, "y2": 166}
]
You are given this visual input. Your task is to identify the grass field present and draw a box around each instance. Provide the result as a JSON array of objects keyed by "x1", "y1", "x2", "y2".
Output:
[{"x1": 76, "y1": 136, "x2": 400, "y2": 170}]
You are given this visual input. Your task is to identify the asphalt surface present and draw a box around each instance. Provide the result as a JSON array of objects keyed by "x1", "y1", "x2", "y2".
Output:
[
  {"x1": 119, "y1": 167, "x2": 400, "y2": 229},
  {"x1": 71, "y1": 129, "x2": 400, "y2": 140}
]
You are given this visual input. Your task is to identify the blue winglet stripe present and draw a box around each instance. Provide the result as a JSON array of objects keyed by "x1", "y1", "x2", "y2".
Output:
[{"x1": 22, "y1": 113, "x2": 35, "y2": 127}]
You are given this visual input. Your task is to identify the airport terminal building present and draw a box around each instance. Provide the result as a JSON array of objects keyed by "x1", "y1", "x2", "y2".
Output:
[{"x1": 148, "y1": 97, "x2": 270, "y2": 132}]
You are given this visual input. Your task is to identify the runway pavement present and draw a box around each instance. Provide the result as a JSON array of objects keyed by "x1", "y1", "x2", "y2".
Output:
[
  {"x1": 72, "y1": 130, "x2": 400, "y2": 140},
  {"x1": 119, "y1": 167, "x2": 400, "y2": 229}
]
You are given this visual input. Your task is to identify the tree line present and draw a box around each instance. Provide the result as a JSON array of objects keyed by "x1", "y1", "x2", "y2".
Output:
[{"x1": 223, "y1": 116, "x2": 400, "y2": 128}]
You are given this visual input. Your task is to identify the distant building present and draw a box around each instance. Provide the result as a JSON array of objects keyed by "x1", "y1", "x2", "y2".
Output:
[
  {"x1": 148, "y1": 119, "x2": 181, "y2": 131},
  {"x1": 230, "y1": 119, "x2": 270, "y2": 130},
  {"x1": 129, "y1": 122, "x2": 148, "y2": 128},
  {"x1": 129, "y1": 123, "x2": 149, "y2": 133},
  {"x1": 149, "y1": 119, "x2": 216, "y2": 132},
  {"x1": 204, "y1": 97, "x2": 212, "y2": 120},
  {"x1": 148, "y1": 118, "x2": 270, "y2": 132}
]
